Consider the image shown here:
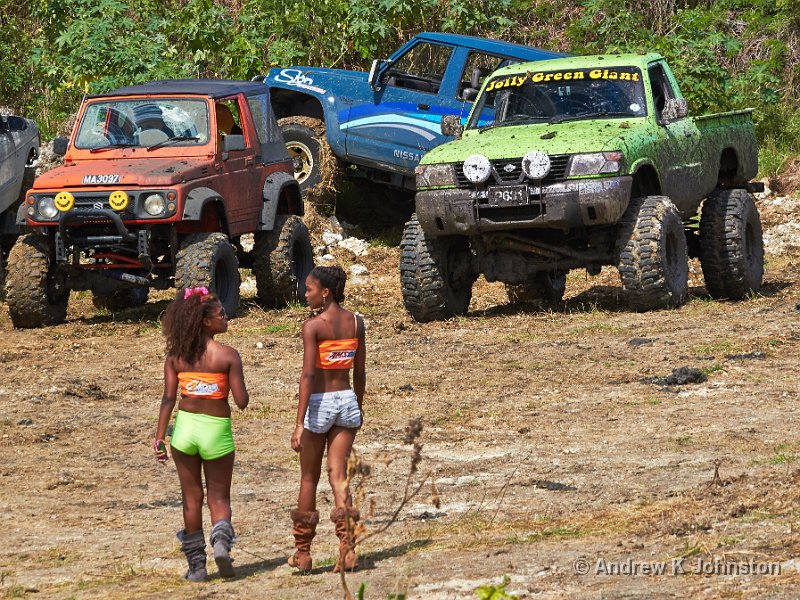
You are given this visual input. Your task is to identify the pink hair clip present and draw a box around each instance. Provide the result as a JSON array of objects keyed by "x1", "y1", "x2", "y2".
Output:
[{"x1": 183, "y1": 286, "x2": 209, "y2": 300}]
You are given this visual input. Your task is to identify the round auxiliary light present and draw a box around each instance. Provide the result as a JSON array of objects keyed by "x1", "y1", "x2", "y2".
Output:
[
  {"x1": 143, "y1": 193, "x2": 166, "y2": 216},
  {"x1": 108, "y1": 190, "x2": 129, "y2": 211},
  {"x1": 462, "y1": 154, "x2": 492, "y2": 184},
  {"x1": 521, "y1": 150, "x2": 551, "y2": 180},
  {"x1": 54, "y1": 191, "x2": 74, "y2": 212},
  {"x1": 39, "y1": 196, "x2": 58, "y2": 219}
]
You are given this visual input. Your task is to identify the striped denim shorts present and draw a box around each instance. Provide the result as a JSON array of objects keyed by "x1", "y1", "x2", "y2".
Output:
[{"x1": 303, "y1": 389, "x2": 362, "y2": 434}]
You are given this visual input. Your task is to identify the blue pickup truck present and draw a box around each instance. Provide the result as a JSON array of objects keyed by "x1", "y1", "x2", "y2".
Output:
[{"x1": 262, "y1": 32, "x2": 564, "y2": 203}]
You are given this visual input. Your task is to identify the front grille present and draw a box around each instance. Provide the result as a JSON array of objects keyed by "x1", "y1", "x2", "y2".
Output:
[{"x1": 456, "y1": 154, "x2": 570, "y2": 187}]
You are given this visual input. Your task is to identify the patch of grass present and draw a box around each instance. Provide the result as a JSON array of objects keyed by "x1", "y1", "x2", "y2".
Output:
[
  {"x1": 691, "y1": 340, "x2": 741, "y2": 357},
  {"x1": 678, "y1": 541, "x2": 703, "y2": 558},
  {"x1": 4, "y1": 586, "x2": 27, "y2": 599},
  {"x1": 33, "y1": 547, "x2": 78, "y2": 567},
  {"x1": 316, "y1": 556, "x2": 336, "y2": 568},
  {"x1": 368, "y1": 225, "x2": 405, "y2": 248},
  {"x1": 701, "y1": 364, "x2": 723, "y2": 375},
  {"x1": 716, "y1": 535, "x2": 743, "y2": 548},
  {"x1": 682, "y1": 295, "x2": 722, "y2": 313},
  {"x1": 535, "y1": 526, "x2": 583, "y2": 539},
  {"x1": 475, "y1": 575, "x2": 518, "y2": 600},
  {"x1": 286, "y1": 300, "x2": 308, "y2": 311},
  {"x1": 768, "y1": 441, "x2": 800, "y2": 465},
  {"x1": 569, "y1": 322, "x2": 623, "y2": 336},
  {"x1": 645, "y1": 397, "x2": 662, "y2": 405},
  {"x1": 675, "y1": 435, "x2": 693, "y2": 447}
]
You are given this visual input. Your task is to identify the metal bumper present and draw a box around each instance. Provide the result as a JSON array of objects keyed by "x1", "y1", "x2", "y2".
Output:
[
  {"x1": 416, "y1": 176, "x2": 633, "y2": 237},
  {"x1": 57, "y1": 208, "x2": 138, "y2": 246}
]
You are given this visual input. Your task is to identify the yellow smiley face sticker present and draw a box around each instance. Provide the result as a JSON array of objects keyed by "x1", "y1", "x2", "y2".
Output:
[
  {"x1": 54, "y1": 191, "x2": 75, "y2": 212},
  {"x1": 108, "y1": 190, "x2": 129, "y2": 211}
]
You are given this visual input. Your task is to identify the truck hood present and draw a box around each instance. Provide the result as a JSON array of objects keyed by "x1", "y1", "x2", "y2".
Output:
[
  {"x1": 32, "y1": 158, "x2": 211, "y2": 190},
  {"x1": 266, "y1": 66, "x2": 367, "y2": 95},
  {"x1": 422, "y1": 118, "x2": 645, "y2": 164}
]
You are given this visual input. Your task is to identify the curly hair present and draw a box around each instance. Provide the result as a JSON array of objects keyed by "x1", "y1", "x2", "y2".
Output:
[
  {"x1": 309, "y1": 265, "x2": 347, "y2": 303},
  {"x1": 162, "y1": 289, "x2": 220, "y2": 365}
]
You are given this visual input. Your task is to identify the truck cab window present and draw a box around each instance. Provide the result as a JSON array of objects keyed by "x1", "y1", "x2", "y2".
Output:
[
  {"x1": 384, "y1": 42, "x2": 453, "y2": 95},
  {"x1": 648, "y1": 64, "x2": 676, "y2": 121},
  {"x1": 458, "y1": 53, "x2": 513, "y2": 102}
]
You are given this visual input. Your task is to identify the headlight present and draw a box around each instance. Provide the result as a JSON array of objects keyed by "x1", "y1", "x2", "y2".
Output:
[
  {"x1": 463, "y1": 154, "x2": 492, "y2": 184},
  {"x1": 521, "y1": 150, "x2": 551, "y2": 180},
  {"x1": 38, "y1": 197, "x2": 58, "y2": 219},
  {"x1": 143, "y1": 193, "x2": 166, "y2": 216},
  {"x1": 568, "y1": 152, "x2": 623, "y2": 177},
  {"x1": 415, "y1": 163, "x2": 457, "y2": 188}
]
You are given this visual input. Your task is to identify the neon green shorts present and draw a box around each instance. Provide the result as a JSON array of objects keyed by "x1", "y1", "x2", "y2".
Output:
[{"x1": 170, "y1": 410, "x2": 234, "y2": 460}]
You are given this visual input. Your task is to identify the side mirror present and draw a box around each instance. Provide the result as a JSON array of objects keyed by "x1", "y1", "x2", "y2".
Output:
[
  {"x1": 223, "y1": 134, "x2": 246, "y2": 153},
  {"x1": 662, "y1": 98, "x2": 688, "y2": 121},
  {"x1": 53, "y1": 137, "x2": 69, "y2": 156},
  {"x1": 440, "y1": 114, "x2": 464, "y2": 138},
  {"x1": 368, "y1": 59, "x2": 390, "y2": 89}
]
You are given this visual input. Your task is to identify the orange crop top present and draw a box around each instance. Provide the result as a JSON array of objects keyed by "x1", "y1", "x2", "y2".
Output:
[
  {"x1": 178, "y1": 372, "x2": 229, "y2": 400},
  {"x1": 316, "y1": 313, "x2": 359, "y2": 370}
]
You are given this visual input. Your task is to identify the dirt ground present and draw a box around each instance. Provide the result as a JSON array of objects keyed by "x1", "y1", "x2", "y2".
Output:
[{"x1": 2, "y1": 194, "x2": 800, "y2": 600}]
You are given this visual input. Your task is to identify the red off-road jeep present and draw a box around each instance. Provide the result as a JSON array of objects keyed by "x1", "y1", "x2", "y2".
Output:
[{"x1": 6, "y1": 79, "x2": 314, "y2": 327}]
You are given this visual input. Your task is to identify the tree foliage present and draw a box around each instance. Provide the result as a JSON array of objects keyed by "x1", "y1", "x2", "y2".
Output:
[{"x1": 1, "y1": 0, "x2": 798, "y2": 165}]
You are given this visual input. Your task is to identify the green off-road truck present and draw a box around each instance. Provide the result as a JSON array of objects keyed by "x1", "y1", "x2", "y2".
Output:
[{"x1": 401, "y1": 53, "x2": 764, "y2": 321}]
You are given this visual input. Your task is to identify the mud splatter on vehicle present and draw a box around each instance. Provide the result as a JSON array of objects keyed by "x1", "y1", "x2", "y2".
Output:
[{"x1": 403, "y1": 53, "x2": 763, "y2": 320}]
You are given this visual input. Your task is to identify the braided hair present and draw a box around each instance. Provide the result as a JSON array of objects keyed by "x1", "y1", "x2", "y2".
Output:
[
  {"x1": 309, "y1": 265, "x2": 347, "y2": 303},
  {"x1": 162, "y1": 289, "x2": 220, "y2": 365}
]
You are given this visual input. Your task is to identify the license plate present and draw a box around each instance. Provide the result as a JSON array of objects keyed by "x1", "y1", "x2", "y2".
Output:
[{"x1": 489, "y1": 185, "x2": 528, "y2": 205}]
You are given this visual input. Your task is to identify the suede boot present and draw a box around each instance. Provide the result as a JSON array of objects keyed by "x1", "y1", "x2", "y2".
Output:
[
  {"x1": 287, "y1": 509, "x2": 319, "y2": 573},
  {"x1": 210, "y1": 519, "x2": 236, "y2": 578},
  {"x1": 177, "y1": 529, "x2": 207, "y2": 582},
  {"x1": 331, "y1": 507, "x2": 360, "y2": 573}
]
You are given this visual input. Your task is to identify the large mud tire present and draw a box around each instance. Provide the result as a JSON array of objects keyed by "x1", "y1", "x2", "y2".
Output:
[
  {"x1": 699, "y1": 188, "x2": 764, "y2": 300},
  {"x1": 91, "y1": 287, "x2": 149, "y2": 311},
  {"x1": 506, "y1": 271, "x2": 567, "y2": 305},
  {"x1": 5, "y1": 234, "x2": 69, "y2": 328},
  {"x1": 616, "y1": 195, "x2": 689, "y2": 311},
  {"x1": 278, "y1": 116, "x2": 339, "y2": 205},
  {"x1": 175, "y1": 233, "x2": 240, "y2": 317},
  {"x1": 400, "y1": 214, "x2": 475, "y2": 322},
  {"x1": 252, "y1": 215, "x2": 315, "y2": 308}
]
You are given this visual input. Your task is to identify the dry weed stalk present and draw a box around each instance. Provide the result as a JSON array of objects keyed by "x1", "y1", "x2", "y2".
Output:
[{"x1": 336, "y1": 417, "x2": 435, "y2": 600}]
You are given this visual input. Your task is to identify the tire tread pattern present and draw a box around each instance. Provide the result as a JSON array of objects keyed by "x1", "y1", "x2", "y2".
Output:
[
  {"x1": 252, "y1": 215, "x2": 314, "y2": 308},
  {"x1": 699, "y1": 188, "x2": 764, "y2": 299},
  {"x1": 5, "y1": 233, "x2": 69, "y2": 328},
  {"x1": 399, "y1": 215, "x2": 470, "y2": 322},
  {"x1": 175, "y1": 232, "x2": 240, "y2": 316},
  {"x1": 616, "y1": 195, "x2": 689, "y2": 311}
]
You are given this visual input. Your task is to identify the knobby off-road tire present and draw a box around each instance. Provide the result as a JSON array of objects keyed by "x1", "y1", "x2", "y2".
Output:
[
  {"x1": 506, "y1": 270, "x2": 568, "y2": 305},
  {"x1": 699, "y1": 188, "x2": 764, "y2": 300},
  {"x1": 91, "y1": 287, "x2": 149, "y2": 311},
  {"x1": 5, "y1": 234, "x2": 69, "y2": 328},
  {"x1": 400, "y1": 214, "x2": 475, "y2": 322},
  {"x1": 278, "y1": 116, "x2": 340, "y2": 206},
  {"x1": 616, "y1": 195, "x2": 689, "y2": 311},
  {"x1": 252, "y1": 215, "x2": 314, "y2": 308},
  {"x1": 175, "y1": 232, "x2": 241, "y2": 317}
]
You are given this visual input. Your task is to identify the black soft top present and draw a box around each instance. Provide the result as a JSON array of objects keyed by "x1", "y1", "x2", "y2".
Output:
[{"x1": 90, "y1": 79, "x2": 269, "y2": 99}]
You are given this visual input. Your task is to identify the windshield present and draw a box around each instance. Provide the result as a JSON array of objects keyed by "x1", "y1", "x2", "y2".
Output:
[
  {"x1": 467, "y1": 66, "x2": 647, "y2": 130},
  {"x1": 74, "y1": 98, "x2": 210, "y2": 150}
]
